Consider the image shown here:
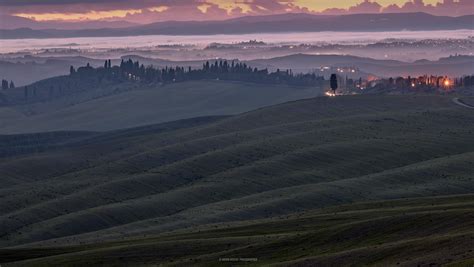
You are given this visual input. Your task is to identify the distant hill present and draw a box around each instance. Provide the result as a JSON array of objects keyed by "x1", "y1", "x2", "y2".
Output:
[
  {"x1": 0, "y1": 80, "x2": 322, "y2": 134},
  {"x1": 0, "y1": 56, "x2": 226, "y2": 86},
  {"x1": 251, "y1": 54, "x2": 474, "y2": 77},
  {"x1": 0, "y1": 57, "x2": 107, "y2": 86},
  {"x1": 2, "y1": 54, "x2": 473, "y2": 86},
  {"x1": 1, "y1": 13, "x2": 472, "y2": 39},
  {"x1": 0, "y1": 14, "x2": 138, "y2": 30}
]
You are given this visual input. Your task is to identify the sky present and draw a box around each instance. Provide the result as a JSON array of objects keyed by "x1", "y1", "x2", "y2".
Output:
[{"x1": 0, "y1": 0, "x2": 472, "y2": 24}]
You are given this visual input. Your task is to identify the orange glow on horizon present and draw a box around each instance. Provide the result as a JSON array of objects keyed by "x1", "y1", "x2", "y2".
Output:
[
  {"x1": 13, "y1": 6, "x2": 168, "y2": 22},
  {"x1": 289, "y1": 0, "x2": 442, "y2": 12}
]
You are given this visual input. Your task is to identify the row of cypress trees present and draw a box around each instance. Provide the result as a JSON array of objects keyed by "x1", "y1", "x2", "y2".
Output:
[{"x1": 70, "y1": 59, "x2": 326, "y2": 87}]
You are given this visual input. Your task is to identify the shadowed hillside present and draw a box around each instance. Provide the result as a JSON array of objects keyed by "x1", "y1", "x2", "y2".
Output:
[
  {"x1": 0, "y1": 94, "x2": 473, "y2": 266},
  {"x1": 1, "y1": 195, "x2": 472, "y2": 266}
]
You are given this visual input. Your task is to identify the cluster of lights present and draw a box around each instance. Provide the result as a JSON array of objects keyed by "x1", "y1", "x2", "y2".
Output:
[
  {"x1": 411, "y1": 79, "x2": 451, "y2": 88},
  {"x1": 336, "y1": 68, "x2": 357, "y2": 73},
  {"x1": 319, "y1": 67, "x2": 356, "y2": 73},
  {"x1": 325, "y1": 91, "x2": 336, "y2": 97}
]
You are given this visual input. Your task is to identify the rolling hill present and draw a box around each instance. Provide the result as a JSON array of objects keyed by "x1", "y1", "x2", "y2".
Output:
[
  {"x1": 0, "y1": 94, "x2": 473, "y2": 265},
  {"x1": 0, "y1": 56, "x2": 209, "y2": 87},
  {"x1": 0, "y1": 57, "x2": 107, "y2": 87},
  {"x1": 3, "y1": 54, "x2": 473, "y2": 87},
  {"x1": 2, "y1": 195, "x2": 472, "y2": 266},
  {"x1": 0, "y1": 80, "x2": 322, "y2": 134}
]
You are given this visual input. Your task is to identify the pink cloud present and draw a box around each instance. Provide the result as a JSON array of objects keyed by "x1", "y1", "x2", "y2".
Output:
[
  {"x1": 382, "y1": 0, "x2": 473, "y2": 16},
  {"x1": 348, "y1": 0, "x2": 382, "y2": 13},
  {"x1": 322, "y1": 0, "x2": 473, "y2": 17}
]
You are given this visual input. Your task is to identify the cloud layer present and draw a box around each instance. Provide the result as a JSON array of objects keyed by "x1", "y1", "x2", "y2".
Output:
[{"x1": 0, "y1": 0, "x2": 472, "y2": 24}]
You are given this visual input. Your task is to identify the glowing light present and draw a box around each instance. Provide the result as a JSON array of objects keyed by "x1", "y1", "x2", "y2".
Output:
[
  {"x1": 444, "y1": 80, "x2": 451, "y2": 87},
  {"x1": 325, "y1": 91, "x2": 336, "y2": 97},
  {"x1": 411, "y1": 82, "x2": 416, "y2": 88},
  {"x1": 367, "y1": 75, "x2": 378, "y2": 82}
]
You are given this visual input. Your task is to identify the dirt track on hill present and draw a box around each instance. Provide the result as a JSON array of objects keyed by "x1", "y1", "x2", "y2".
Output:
[{"x1": 452, "y1": 98, "x2": 474, "y2": 109}]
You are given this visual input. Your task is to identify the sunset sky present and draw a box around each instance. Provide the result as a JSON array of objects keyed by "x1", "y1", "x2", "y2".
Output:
[{"x1": 0, "y1": 0, "x2": 471, "y2": 24}]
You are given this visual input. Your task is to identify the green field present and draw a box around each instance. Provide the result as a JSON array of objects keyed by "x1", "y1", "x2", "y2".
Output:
[{"x1": 1, "y1": 93, "x2": 473, "y2": 265}]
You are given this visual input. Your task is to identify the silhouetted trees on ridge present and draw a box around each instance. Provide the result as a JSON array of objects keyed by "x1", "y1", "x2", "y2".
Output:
[
  {"x1": 70, "y1": 58, "x2": 325, "y2": 87},
  {"x1": 3, "y1": 58, "x2": 473, "y2": 105},
  {"x1": 1, "y1": 79, "x2": 14, "y2": 90},
  {"x1": 330, "y1": 74, "x2": 338, "y2": 94}
]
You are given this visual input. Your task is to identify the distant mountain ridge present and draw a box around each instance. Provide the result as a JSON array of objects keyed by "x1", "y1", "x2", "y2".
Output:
[
  {"x1": 0, "y1": 14, "x2": 138, "y2": 30},
  {"x1": 1, "y1": 13, "x2": 472, "y2": 39}
]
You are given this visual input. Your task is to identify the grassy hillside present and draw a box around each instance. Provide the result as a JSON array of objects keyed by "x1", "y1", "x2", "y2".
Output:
[
  {"x1": 0, "y1": 80, "x2": 321, "y2": 134},
  {"x1": 460, "y1": 97, "x2": 474, "y2": 106},
  {"x1": 0, "y1": 94, "x2": 473, "y2": 265},
  {"x1": 1, "y1": 194, "x2": 472, "y2": 266}
]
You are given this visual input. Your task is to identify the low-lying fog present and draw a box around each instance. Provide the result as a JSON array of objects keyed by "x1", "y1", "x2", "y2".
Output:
[
  {"x1": 1, "y1": 30, "x2": 472, "y2": 62},
  {"x1": 1, "y1": 30, "x2": 473, "y2": 86}
]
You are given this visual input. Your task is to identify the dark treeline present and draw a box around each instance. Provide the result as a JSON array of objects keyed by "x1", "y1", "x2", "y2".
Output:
[
  {"x1": 1, "y1": 79, "x2": 15, "y2": 90},
  {"x1": 71, "y1": 59, "x2": 325, "y2": 87},
  {"x1": 0, "y1": 59, "x2": 325, "y2": 105},
  {"x1": 362, "y1": 74, "x2": 474, "y2": 95},
  {"x1": 374, "y1": 75, "x2": 474, "y2": 89},
  {"x1": 462, "y1": 76, "x2": 474, "y2": 87}
]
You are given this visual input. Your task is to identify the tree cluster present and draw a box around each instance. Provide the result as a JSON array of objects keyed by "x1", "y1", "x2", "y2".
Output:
[
  {"x1": 462, "y1": 75, "x2": 474, "y2": 87},
  {"x1": 379, "y1": 75, "x2": 474, "y2": 89},
  {"x1": 71, "y1": 59, "x2": 325, "y2": 87},
  {"x1": 1, "y1": 79, "x2": 15, "y2": 90}
]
